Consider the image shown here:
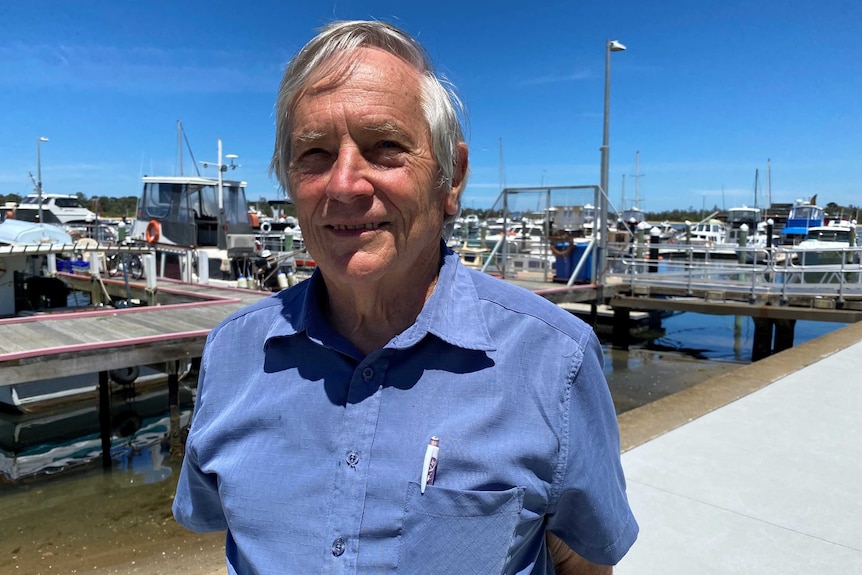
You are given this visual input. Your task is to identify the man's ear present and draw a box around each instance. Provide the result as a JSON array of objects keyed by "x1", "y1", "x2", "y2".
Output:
[{"x1": 445, "y1": 143, "x2": 469, "y2": 216}]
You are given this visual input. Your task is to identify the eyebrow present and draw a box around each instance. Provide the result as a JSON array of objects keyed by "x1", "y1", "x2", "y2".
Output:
[
  {"x1": 294, "y1": 129, "x2": 325, "y2": 143},
  {"x1": 364, "y1": 121, "x2": 410, "y2": 140},
  {"x1": 293, "y1": 122, "x2": 410, "y2": 144}
]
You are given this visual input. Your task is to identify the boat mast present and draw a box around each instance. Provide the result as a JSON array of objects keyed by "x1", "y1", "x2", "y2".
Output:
[
  {"x1": 177, "y1": 120, "x2": 183, "y2": 176},
  {"x1": 632, "y1": 150, "x2": 644, "y2": 209},
  {"x1": 753, "y1": 169, "x2": 759, "y2": 209},
  {"x1": 620, "y1": 174, "x2": 626, "y2": 212},
  {"x1": 766, "y1": 158, "x2": 772, "y2": 207}
]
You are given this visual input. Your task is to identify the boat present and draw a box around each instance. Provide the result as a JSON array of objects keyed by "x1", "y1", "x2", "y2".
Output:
[
  {"x1": 792, "y1": 219, "x2": 859, "y2": 284},
  {"x1": 780, "y1": 197, "x2": 824, "y2": 245},
  {"x1": 680, "y1": 218, "x2": 727, "y2": 246},
  {"x1": 127, "y1": 144, "x2": 261, "y2": 282},
  {"x1": 10, "y1": 193, "x2": 97, "y2": 226},
  {"x1": 0, "y1": 217, "x2": 75, "y2": 317},
  {"x1": 725, "y1": 206, "x2": 763, "y2": 246}
]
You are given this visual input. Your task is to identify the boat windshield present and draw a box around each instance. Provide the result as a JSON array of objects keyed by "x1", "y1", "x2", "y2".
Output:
[
  {"x1": 790, "y1": 206, "x2": 823, "y2": 220},
  {"x1": 805, "y1": 229, "x2": 850, "y2": 242},
  {"x1": 140, "y1": 181, "x2": 249, "y2": 224},
  {"x1": 727, "y1": 209, "x2": 760, "y2": 225}
]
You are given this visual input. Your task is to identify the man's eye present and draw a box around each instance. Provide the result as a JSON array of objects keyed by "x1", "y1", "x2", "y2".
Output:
[
  {"x1": 378, "y1": 141, "x2": 402, "y2": 150},
  {"x1": 302, "y1": 148, "x2": 327, "y2": 157}
]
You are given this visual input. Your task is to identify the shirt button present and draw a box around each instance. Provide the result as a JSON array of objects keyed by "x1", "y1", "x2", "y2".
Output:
[
  {"x1": 331, "y1": 537, "x2": 345, "y2": 557},
  {"x1": 346, "y1": 451, "x2": 359, "y2": 468},
  {"x1": 361, "y1": 367, "x2": 374, "y2": 381}
]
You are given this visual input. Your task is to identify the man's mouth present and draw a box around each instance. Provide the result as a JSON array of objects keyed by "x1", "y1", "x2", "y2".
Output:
[{"x1": 330, "y1": 223, "x2": 382, "y2": 230}]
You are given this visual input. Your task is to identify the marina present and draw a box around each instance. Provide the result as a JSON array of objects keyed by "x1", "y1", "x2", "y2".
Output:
[{"x1": 3, "y1": 192, "x2": 861, "y2": 573}]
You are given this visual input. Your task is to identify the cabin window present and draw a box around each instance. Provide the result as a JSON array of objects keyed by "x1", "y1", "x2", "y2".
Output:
[
  {"x1": 141, "y1": 183, "x2": 175, "y2": 219},
  {"x1": 55, "y1": 198, "x2": 82, "y2": 208},
  {"x1": 222, "y1": 185, "x2": 249, "y2": 224}
]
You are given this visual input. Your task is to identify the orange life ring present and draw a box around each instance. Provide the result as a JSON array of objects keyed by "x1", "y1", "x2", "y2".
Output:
[
  {"x1": 549, "y1": 235, "x2": 575, "y2": 258},
  {"x1": 145, "y1": 220, "x2": 161, "y2": 244}
]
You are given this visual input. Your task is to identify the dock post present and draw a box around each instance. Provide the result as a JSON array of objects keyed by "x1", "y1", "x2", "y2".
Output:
[
  {"x1": 90, "y1": 277, "x2": 102, "y2": 305},
  {"x1": 98, "y1": 370, "x2": 112, "y2": 470},
  {"x1": 752, "y1": 318, "x2": 774, "y2": 361},
  {"x1": 648, "y1": 228, "x2": 660, "y2": 273},
  {"x1": 168, "y1": 360, "x2": 184, "y2": 461},
  {"x1": 612, "y1": 307, "x2": 631, "y2": 350},
  {"x1": 773, "y1": 319, "x2": 796, "y2": 353}
]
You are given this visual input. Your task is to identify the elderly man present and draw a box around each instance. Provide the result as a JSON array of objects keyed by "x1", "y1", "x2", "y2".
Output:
[{"x1": 173, "y1": 20, "x2": 637, "y2": 574}]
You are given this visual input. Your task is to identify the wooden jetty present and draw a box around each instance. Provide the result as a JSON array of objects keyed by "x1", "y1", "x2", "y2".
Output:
[{"x1": 0, "y1": 274, "x2": 269, "y2": 388}]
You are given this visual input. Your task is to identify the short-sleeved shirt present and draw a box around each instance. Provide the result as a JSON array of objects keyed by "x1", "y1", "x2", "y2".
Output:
[{"x1": 173, "y1": 245, "x2": 638, "y2": 574}]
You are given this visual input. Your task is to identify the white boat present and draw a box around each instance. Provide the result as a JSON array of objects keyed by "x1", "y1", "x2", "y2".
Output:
[
  {"x1": 0, "y1": 218, "x2": 74, "y2": 317},
  {"x1": 793, "y1": 220, "x2": 859, "y2": 284},
  {"x1": 11, "y1": 193, "x2": 97, "y2": 226},
  {"x1": 682, "y1": 219, "x2": 727, "y2": 246}
]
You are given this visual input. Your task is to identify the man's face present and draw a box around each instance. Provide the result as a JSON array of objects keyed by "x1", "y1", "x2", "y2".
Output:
[{"x1": 287, "y1": 48, "x2": 461, "y2": 287}]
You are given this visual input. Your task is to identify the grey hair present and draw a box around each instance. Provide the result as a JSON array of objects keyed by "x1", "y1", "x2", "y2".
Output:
[{"x1": 269, "y1": 20, "x2": 468, "y2": 233}]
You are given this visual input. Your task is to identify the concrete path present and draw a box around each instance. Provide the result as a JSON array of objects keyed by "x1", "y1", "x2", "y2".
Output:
[{"x1": 615, "y1": 320, "x2": 862, "y2": 574}]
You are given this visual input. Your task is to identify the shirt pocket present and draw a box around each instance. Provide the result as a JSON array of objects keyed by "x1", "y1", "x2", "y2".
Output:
[{"x1": 397, "y1": 482, "x2": 524, "y2": 575}]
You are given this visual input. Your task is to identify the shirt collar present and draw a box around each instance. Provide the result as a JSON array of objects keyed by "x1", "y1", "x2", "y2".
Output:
[
  {"x1": 263, "y1": 242, "x2": 496, "y2": 353},
  {"x1": 391, "y1": 243, "x2": 496, "y2": 352}
]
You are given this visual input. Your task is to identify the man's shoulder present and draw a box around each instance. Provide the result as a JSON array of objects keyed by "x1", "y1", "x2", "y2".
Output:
[
  {"x1": 210, "y1": 281, "x2": 307, "y2": 339},
  {"x1": 462, "y1": 267, "x2": 593, "y2": 341}
]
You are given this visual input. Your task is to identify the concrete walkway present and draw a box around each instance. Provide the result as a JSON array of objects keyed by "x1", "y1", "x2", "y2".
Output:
[{"x1": 615, "y1": 320, "x2": 862, "y2": 574}]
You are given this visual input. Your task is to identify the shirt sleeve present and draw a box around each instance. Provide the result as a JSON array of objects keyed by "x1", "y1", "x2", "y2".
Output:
[
  {"x1": 545, "y1": 330, "x2": 638, "y2": 565},
  {"x1": 172, "y1": 355, "x2": 228, "y2": 533}
]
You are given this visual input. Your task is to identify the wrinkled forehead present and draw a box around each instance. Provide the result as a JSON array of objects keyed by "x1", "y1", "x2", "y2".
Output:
[{"x1": 291, "y1": 47, "x2": 424, "y2": 112}]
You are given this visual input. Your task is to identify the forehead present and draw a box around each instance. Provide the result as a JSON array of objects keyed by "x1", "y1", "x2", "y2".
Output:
[{"x1": 294, "y1": 47, "x2": 425, "y2": 113}]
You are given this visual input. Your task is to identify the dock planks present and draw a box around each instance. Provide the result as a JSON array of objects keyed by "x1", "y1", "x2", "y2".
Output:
[{"x1": 0, "y1": 280, "x2": 271, "y2": 387}]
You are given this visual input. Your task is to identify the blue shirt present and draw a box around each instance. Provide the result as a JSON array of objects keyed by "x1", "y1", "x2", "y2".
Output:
[{"x1": 173, "y1": 246, "x2": 638, "y2": 574}]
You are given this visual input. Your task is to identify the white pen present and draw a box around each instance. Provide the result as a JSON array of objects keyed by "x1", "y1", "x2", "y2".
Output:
[{"x1": 420, "y1": 436, "x2": 439, "y2": 494}]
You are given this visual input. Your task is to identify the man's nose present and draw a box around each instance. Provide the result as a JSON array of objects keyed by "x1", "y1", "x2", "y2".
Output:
[{"x1": 325, "y1": 146, "x2": 374, "y2": 200}]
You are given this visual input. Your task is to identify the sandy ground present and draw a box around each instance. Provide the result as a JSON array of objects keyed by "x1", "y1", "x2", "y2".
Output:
[{"x1": 1, "y1": 464, "x2": 226, "y2": 575}]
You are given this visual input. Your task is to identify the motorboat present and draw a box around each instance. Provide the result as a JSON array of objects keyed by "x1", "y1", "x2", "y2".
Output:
[
  {"x1": 681, "y1": 219, "x2": 727, "y2": 246},
  {"x1": 10, "y1": 193, "x2": 97, "y2": 226},
  {"x1": 780, "y1": 197, "x2": 824, "y2": 245},
  {"x1": 793, "y1": 220, "x2": 859, "y2": 284},
  {"x1": 0, "y1": 218, "x2": 74, "y2": 317}
]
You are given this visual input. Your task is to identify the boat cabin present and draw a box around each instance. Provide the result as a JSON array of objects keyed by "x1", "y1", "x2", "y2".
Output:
[
  {"x1": 131, "y1": 176, "x2": 254, "y2": 251},
  {"x1": 725, "y1": 206, "x2": 762, "y2": 245},
  {"x1": 780, "y1": 199, "x2": 824, "y2": 245}
]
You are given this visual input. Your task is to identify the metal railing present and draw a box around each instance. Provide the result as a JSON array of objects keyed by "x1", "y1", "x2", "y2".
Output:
[{"x1": 611, "y1": 242, "x2": 862, "y2": 303}]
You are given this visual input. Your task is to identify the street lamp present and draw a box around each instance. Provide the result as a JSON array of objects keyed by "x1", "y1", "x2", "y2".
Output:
[
  {"x1": 36, "y1": 136, "x2": 49, "y2": 223},
  {"x1": 598, "y1": 39, "x2": 626, "y2": 283}
]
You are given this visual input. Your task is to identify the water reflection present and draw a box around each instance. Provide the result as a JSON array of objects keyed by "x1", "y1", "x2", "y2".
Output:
[{"x1": 0, "y1": 384, "x2": 193, "y2": 485}]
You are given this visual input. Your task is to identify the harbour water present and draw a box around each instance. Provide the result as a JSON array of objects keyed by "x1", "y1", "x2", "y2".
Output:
[{"x1": 0, "y1": 311, "x2": 846, "y2": 573}]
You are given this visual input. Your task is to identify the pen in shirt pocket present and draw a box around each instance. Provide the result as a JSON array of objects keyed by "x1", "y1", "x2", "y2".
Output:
[{"x1": 420, "y1": 436, "x2": 439, "y2": 494}]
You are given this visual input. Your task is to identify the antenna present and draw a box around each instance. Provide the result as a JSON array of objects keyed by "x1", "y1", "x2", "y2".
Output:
[{"x1": 201, "y1": 153, "x2": 240, "y2": 172}]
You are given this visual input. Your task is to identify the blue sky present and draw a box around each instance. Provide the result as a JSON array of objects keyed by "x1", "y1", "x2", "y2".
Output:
[{"x1": 2, "y1": 1, "x2": 860, "y2": 215}]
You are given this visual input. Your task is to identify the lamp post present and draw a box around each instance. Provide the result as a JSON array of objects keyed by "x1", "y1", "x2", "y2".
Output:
[
  {"x1": 598, "y1": 40, "x2": 626, "y2": 283},
  {"x1": 36, "y1": 136, "x2": 49, "y2": 223}
]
